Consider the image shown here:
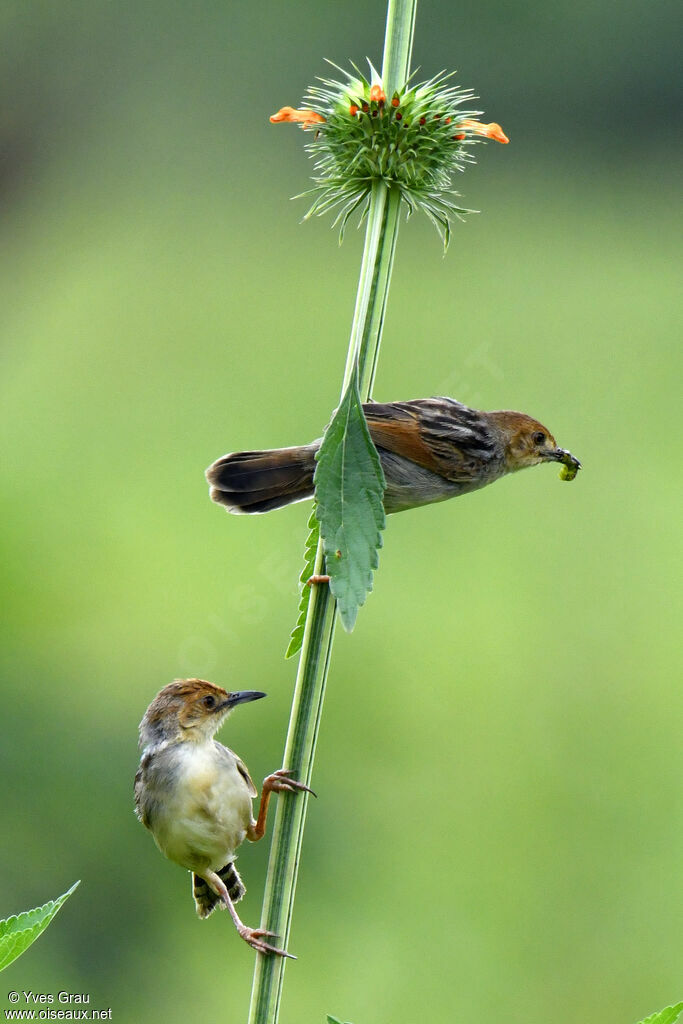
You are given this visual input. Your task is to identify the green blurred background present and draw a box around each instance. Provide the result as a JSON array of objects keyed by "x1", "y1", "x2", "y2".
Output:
[{"x1": 1, "y1": 1, "x2": 680, "y2": 1022}]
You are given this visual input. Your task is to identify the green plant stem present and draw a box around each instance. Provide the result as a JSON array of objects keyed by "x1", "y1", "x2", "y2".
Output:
[
  {"x1": 247, "y1": 6, "x2": 416, "y2": 1023},
  {"x1": 381, "y1": 0, "x2": 418, "y2": 98},
  {"x1": 342, "y1": 181, "x2": 402, "y2": 394}
]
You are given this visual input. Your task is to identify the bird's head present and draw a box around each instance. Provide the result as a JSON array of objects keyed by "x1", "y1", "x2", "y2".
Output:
[
  {"x1": 489, "y1": 411, "x2": 581, "y2": 478},
  {"x1": 138, "y1": 679, "x2": 266, "y2": 748}
]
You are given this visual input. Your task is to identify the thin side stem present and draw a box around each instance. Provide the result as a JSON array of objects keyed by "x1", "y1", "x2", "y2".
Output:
[{"x1": 247, "y1": 6, "x2": 416, "y2": 1023}]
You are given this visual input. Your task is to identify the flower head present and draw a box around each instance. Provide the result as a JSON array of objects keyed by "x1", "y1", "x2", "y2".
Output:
[{"x1": 270, "y1": 61, "x2": 509, "y2": 247}]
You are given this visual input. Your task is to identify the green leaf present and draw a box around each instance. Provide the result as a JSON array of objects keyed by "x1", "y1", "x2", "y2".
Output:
[
  {"x1": 285, "y1": 509, "x2": 321, "y2": 659},
  {"x1": 314, "y1": 374, "x2": 386, "y2": 632},
  {"x1": 327, "y1": 1016, "x2": 353, "y2": 1024},
  {"x1": 0, "y1": 881, "x2": 80, "y2": 972},
  {"x1": 636, "y1": 1003, "x2": 683, "y2": 1024}
]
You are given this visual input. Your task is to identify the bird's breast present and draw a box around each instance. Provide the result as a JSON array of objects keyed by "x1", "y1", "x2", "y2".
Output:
[{"x1": 143, "y1": 742, "x2": 254, "y2": 872}]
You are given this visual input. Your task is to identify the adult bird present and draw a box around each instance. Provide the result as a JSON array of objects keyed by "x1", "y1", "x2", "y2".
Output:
[
  {"x1": 205, "y1": 396, "x2": 580, "y2": 515},
  {"x1": 135, "y1": 679, "x2": 314, "y2": 958}
]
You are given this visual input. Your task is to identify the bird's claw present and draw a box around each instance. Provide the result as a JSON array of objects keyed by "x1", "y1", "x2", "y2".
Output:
[
  {"x1": 239, "y1": 925, "x2": 296, "y2": 959},
  {"x1": 250, "y1": 927, "x2": 279, "y2": 940},
  {"x1": 306, "y1": 574, "x2": 330, "y2": 587},
  {"x1": 266, "y1": 769, "x2": 317, "y2": 798}
]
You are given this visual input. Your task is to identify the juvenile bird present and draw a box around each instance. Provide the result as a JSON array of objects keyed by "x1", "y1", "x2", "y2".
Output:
[
  {"x1": 205, "y1": 396, "x2": 581, "y2": 515},
  {"x1": 134, "y1": 679, "x2": 313, "y2": 958}
]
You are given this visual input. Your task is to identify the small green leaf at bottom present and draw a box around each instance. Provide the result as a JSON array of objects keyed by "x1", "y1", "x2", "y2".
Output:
[
  {"x1": 314, "y1": 375, "x2": 386, "y2": 632},
  {"x1": 0, "y1": 880, "x2": 80, "y2": 972},
  {"x1": 327, "y1": 1016, "x2": 353, "y2": 1024},
  {"x1": 636, "y1": 1003, "x2": 683, "y2": 1024},
  {"x1": 285, "y1": 509, "x2": 321, "y2": 659}
]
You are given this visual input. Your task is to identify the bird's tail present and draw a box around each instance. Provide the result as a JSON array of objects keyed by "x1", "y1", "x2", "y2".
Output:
[
  {"x1": 193, "y1": 862, "x2": 246, "y2": 919},
  {"x1": 206, "y1": 444, "x2": 317, "y2": 514}
]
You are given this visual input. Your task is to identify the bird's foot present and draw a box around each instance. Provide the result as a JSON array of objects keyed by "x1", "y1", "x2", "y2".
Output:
[
  {"x1": 306, "y1": 574, "x2": 330, "y2": 586},
  {"x1": 238, "y1": 924, "x2": 296, "y2": 959},
  {"x1": 264, "y1": 768, "x2": 317, "y2": 798}
]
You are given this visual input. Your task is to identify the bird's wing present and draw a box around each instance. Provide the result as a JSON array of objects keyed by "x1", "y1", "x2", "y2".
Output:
[
  {"x1": 134, "y1": 767, "x2": 143, "y2": 809},
  {"x1": 364, "y1": 398, "x2": 499, "y2": 483},
  {"x1": 134, "y1": 761, "x2": 150, "y2": 826},
  {"x1": 214, "y1": 742, "x2": 258, "y2": 797},
  {"x1": 235, "y1": 756, "x2": 258, "y2": 798}
]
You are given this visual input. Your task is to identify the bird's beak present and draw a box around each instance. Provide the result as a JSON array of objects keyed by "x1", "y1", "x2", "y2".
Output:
[
  {"x1": 548, "y1": 447, "x2": 581, "y2": 480},
  {"x1": 545, "y1": 446, "x2": 578, "y2": 464},
  {"x1": 224, "y1": 690, "x2": 267, "y2": 710}
]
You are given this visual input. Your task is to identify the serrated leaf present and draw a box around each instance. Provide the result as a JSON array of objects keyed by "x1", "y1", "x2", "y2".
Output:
[
  {"x1": 0, "y1": 881, "x2": 80, "y2": 972},
  {"x1": 636, "y1": 1003, "x2": 683, "y2": 1024},
  {"x1": 314, "y1": 374, "x2": 386, "y2": 632},
  {"x1": 285, "y1": 509, "x2": 321, "y2": 659}
]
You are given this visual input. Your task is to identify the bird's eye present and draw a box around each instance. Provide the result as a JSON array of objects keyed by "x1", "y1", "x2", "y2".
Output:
[
  {"x1": 532, "y1": 431, "x2": 546, "y2": 446},
  {"x1": 202, "y1": 695, "x2": 216, "y2": 709}
]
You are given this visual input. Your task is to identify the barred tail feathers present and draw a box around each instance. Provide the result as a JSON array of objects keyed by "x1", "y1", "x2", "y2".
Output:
[{"x1": 193, "y1": 862, "x2": 246, "y2": 919}]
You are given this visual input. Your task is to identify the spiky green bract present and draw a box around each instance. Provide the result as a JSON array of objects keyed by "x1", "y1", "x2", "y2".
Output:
[
  {"x1": 300, "y1": 61, "x2": 486, "y2": 247},
  {"x1": 0, "y1": 881, "x2": 80, "y2": 972},
  {"x1": 313, "y1": 372, "x2": 386, "y2": 632}
]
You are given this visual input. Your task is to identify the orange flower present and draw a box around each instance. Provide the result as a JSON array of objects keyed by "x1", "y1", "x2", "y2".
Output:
[
  {"x1": 459, "y1": 119, "x2": 509, "y2": 144},
  {"x1": 269, "y1": 106, "x2": 326, "y2": 129},
  {"x1": 369, "y1": 84, "x2": 386, "y2": 103}
]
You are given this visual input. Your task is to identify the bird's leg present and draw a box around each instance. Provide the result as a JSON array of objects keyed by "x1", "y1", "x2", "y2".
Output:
[
  {"x1": 247, "y1": 769, "x2": 316, "y2": 843},
  {"x1": 202, "y1": 869, "x2": 295, "y2": 959},
  {"x1": 306, "y1": 574, "x2": 330, "y2": 586}
]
